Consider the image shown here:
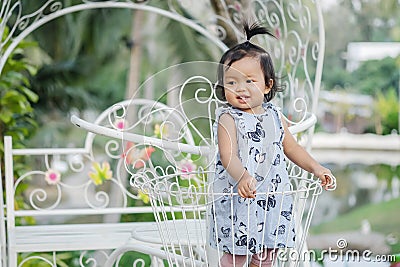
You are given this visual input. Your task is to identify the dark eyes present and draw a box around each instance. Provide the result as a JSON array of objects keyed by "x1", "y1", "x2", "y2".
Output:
[{"x1": 225, "y1": 79, "x2": 255, "y2": 85}]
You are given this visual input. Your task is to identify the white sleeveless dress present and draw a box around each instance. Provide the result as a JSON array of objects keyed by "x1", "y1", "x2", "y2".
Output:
[{"x1": 209, "y1": 102, "x2": 296, "y2": 255}]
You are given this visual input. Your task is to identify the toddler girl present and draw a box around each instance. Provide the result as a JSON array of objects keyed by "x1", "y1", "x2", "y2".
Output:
[{"x1": 210, "y1": 22, "x2": 333, "y2": 267}]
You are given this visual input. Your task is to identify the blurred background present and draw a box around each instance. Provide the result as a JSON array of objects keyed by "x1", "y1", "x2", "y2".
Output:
[{"x1": 1, "y1": 0, "x2": 399, "y2": 266}]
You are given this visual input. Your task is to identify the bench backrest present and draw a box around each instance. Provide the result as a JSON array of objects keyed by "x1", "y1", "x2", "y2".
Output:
[{"x1": 4, "y1": 99, "x2": 196, "y2": 230}]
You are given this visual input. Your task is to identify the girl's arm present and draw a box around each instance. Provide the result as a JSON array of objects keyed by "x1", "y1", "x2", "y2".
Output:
[
  {"x1": 281, "y1": 115, "x2": 333, "y2": 189},
  {"x1": 218, "y1": 113, "x2": 256, "y2": 198}
]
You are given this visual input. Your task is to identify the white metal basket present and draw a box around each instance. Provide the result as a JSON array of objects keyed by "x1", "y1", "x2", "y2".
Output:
[{"x1": 131, "y1": 164, "x2": 335, "y2": 267}]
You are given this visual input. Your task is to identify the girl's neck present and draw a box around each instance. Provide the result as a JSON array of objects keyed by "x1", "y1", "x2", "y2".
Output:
[{"x1": 234, "y1": 105, "x2": 265, "y2": 114}]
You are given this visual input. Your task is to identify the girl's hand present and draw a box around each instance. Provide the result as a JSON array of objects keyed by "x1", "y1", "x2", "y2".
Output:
[
  {"x1": 313, "y1": 166, "x2": 335, "y2": 190},
  {"x1": 238, "y1": 174, "x2": 257, "y2": 198}
]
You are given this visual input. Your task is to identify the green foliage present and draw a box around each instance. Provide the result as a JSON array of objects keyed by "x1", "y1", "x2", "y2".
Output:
[
  {"x1": 352, "y1": 57, "x2": 399, "y2": 96},
  {"x1": 18, "y1": 251, "x2": 100, "y2": 267},
  {"x1": 0, "y1": 25, "x2": 39, "y2": 241},
  {"x1": 114, "y1": 251, "x2": 151, "y2": 267},
  {"x1": 27, "y1": 10, "x2": 131, "y2": 112},
  {"x1": 322, "y1": 56, "x2": 399, "y2": 134},
  {"x1": 0, "y1": 29, "x2": 38, "y2": 153},
  {"x1": 375, "y1": 88, "x2": 399, "y2": 134},
  {"x1": 29, "y1": 60, "x2": 100, "y2": 113},
  {"x1": 325, "y1": 56, "x2": 399, "y2": 96},
  {"x1": 322, "y1": 67, "x2": 354, "y2": 91}
]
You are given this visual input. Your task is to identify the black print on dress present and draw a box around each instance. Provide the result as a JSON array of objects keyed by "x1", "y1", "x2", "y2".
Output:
[
  {"x1": 281, "y1": 204, "x2": 293, "y2": 221},
  {"x1": 272, "y1": 154, "x2": 280, "y2": 166},
  {"x1": 240, "y1": 197, "x2": 255, "y2": 205},
  {"x1": 254, "y1": 173, "x2": 264, "y2": 182},
  {"x1": 221, "y1": 226, "x2": 231, "y2": 238},
  {"x1": 250, "y1": 147, "x2": 266, "y2": 163},
  {"x1": 271, "y1": 174, "x2": 281, "y2": 190},
  {"x1": 235, "y1": 222, "x2": 247, "y2": 246},
  {"x1": 273, "y1": 141, "x2": 282, "y2": 150},
  {"x1": 248, "y1": 238, "x2": 257, "y2": 254},
  {"x1": 257, "y1": 222, "x2": 264, "y2": 232},
  {"x1": 223, "y1": 245, "x2": 231, "y2": 254},
  {"x1": 247, "y1": 122, "x2": 265, "y2": 142},
  {"x1": 220, "y1": 194, "x2": 229, "y2": 204},
  {"x1": 229, "y1": 211, "x2": 238, "y2": 224},
  {"x1": 257, "y1": 195, "x2": 276, "y2": 211},
  {"x1": 272, "y1": 225, "x2": 286, "y2": 236},
  {"x1": 256, "y1": 113, "x2": 268, "y2": 122},
  {"x1": 216, "y1": 160, "x2": 225, "y2": 176},
  {"x1": 230, "y1": 110, "x2": 243, "y2": 117},
  {"x1": 235, "y1": 222, "x2": 250, "y2": 247},
  {"x1": 273, "y1": 130, "x2": 284, "y2": 150}
]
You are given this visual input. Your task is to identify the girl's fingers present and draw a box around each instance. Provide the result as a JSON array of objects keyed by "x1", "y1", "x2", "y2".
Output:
[
  {"x1": 322, "y1": 173, "x2": 336, "y2": 190},
  {"x1": 238, "y1": 186, "x2": 255, "y2": 198},
  {"x1": 238, "y1": 187, "x2": 246, "y2": 198}
]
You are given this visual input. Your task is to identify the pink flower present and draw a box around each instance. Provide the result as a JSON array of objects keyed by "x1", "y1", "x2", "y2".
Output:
[
  {"x1": 178, "y1": 159, "x2": 197, "y2": 179},
  {"x1": 301, "y1": 46, "x2": 306, "y2": 57},
  {"x1": 234, "y1": 1, "x2": 241, "y2": 11},
  {"x1": 114, "y1": 118, "x2": 126, "y2": 130},
  {"x1": 275, "y1": 28, "x2": 281, "y2": 39},
  {"x1": 45, "y1": 169, "x2": 61, "y2": 185},
  {"x1": 124, "y1": 142, "x2": 156, "y2": 169}
]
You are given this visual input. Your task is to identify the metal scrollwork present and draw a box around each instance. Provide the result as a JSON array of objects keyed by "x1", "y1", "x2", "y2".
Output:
[
  {"x1": 1, "y1": 0, "x2": 323, "y2": 125},
  {"x1": 3, "y1": 0, "x2": 326, "y2": 264},
  {"x1": 17, "y1": 254, "x2": 56, "y2": 267}
]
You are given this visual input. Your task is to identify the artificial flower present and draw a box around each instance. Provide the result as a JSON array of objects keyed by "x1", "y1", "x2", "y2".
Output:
[
  {"x1": 88, "y1": 161, "x2": 113, "y2": 185},
  {"x1": 154, "y1": 123, "x2": 169, "y2": 138},
  {"x1": 44, "y1": 169, "x2": 61, "y2": 185},
  {"x1": 275, "y1": 28, "x2": 281, "y2": 39},
  {"x1": 124, "y1": 142, "x2": 155, "y2": 169},
  {"x1": 114, "y1": 118, "x2": 127, "y2": 130},
  {"x1": 138, "y1": 190, "x2": 150, "y2": 204},
  {"x1": 178, "y1": 159, "x2": 197, "y2": 179},
  {"x1": 234, "y1": 1, "x2": 241, "y2": 11}
]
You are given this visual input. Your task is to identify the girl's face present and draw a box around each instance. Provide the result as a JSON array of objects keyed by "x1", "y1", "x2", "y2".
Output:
[{"x1": 223, "y1": 57, "x2": 272, "y2": 114}]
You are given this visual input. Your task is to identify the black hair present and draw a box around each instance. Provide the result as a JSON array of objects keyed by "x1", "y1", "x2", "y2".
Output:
[{"x1": 216, "y1": 21, "x2": 283, "y2": 102}]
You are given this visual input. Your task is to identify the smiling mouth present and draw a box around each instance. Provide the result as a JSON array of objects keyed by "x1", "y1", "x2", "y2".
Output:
[{"x1": 237, "y1": 96, "x2": 249, "y2": 103}]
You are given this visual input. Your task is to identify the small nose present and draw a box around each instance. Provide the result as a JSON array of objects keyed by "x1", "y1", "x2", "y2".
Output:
[{"x1": 235, "y1": 82, "x2": 246, "y2": 91}]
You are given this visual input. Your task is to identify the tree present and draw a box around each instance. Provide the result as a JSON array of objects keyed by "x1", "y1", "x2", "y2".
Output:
[
  {"x1": 0, "y1": 28, "x2": 38, "y2": 210},
  {"x1": 337, "y1": 0, "x2": 400, "y2": 41},
  {"x1": 26, "y1": 6, "x2": 132, "y2": 112},
  {"x1": 0, "y1": 30, "x2": 38, "y2": 152},
  {"x1": 374, "y1": 88, "x2": 399, "y2": 135},
  {"x1": 322, "y1": 0, "x2": 400, "y2": 92},
  {"x1": 351, "y1": 57, "x2": 399, "y2": 96}
]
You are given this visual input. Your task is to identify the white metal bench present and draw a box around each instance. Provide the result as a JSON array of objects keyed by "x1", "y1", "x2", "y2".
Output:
[
  {"x1": 71, "y1": 98, "x2": 332, "y2": 267},
  {"x1": 3, "y1": 99, "x2": 196, "y2": 266}
]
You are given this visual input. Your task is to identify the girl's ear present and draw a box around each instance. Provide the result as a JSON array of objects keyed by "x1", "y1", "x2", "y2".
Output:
[{"x1": 264, "y1": 79, "x2": 273, "y2": 94}]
